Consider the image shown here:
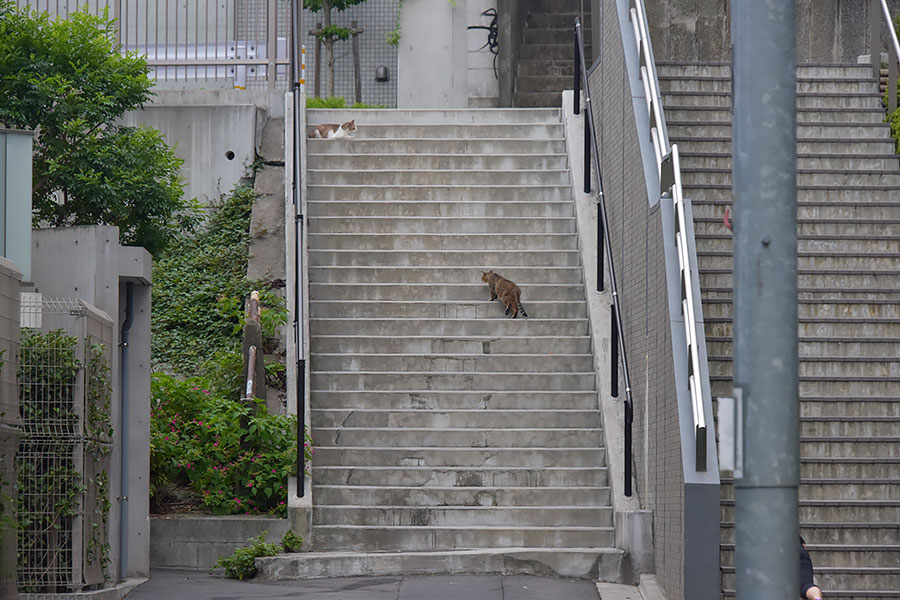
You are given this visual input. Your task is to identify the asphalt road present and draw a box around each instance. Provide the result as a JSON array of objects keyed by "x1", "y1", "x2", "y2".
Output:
[{"x1": 124, "y1": 570, "x2": 609, "y2": 600}]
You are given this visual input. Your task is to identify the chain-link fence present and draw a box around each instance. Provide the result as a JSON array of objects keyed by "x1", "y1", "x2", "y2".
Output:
[{"x1": 16, "y1": 298, "x2": 113, "y2": 593}]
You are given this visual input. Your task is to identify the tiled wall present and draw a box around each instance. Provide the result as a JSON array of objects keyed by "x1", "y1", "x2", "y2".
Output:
[{"x1": 592, "y1": 1, "x2": 684, "y2": 597}]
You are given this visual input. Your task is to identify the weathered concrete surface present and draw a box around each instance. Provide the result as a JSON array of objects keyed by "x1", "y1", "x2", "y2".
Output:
[
  {"x1": 149, "y1": 515, "x2": 290, "y2": 570},
  {"x1": 127, "y1": 571, "x2": 608, "y2": 600}
]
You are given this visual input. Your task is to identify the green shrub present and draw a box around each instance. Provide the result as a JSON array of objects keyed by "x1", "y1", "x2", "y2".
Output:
[
  {"x1": 281, "y1": 529, "x2": 303, "y2": 553},
  {"x1": 306, "y1": 96, "x2": 386, "y2": 109},
  {"x1": 150, "y1": 373, "x2": 312, "y2": 516},
  {"x1": 212, "y1": 532, "x2": 280, "y2": 580}
]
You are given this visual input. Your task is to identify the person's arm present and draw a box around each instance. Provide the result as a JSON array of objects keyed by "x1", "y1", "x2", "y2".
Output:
[{"x1": 800, "y1": 542, "x2": 822, "y2": 599}]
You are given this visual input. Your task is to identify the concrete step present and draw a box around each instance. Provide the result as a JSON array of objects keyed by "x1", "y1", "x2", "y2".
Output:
[
  {"x1": 310, "y1": 352, "x2": 594, "y2": 373},
  {"x1": 313, "y1": 505, "x2": 611, "y2": 527},
  {"x1": 707, "y1": 338, "x2": 900, "y2": 359},
  {"x1": 308, "y1": 283, "x2": 585, "y2": 301},
  {"x1": 516, "y1": 75, "x2": 572, "y2": 94},
  {"x1": 800, "y1": 459, "x2": 900, "y2": 479},
  {"x1": 311, "y1": 427, "x2": 603, "y2": 448},
  {"x1": 800, "y1": 418, "x2": 900, "y2": 437},
  {"x1": 702, "y1": 317, "x2": 900, "y2": 340},
  {"x1": 308, "y1": 169, "x2": 570, "y2": 186},
  {"x1": 679, "y1": 150, "x2": 899, "y2": 170},
  {"x1": 798, "y1": 438, "x2": 900, "y2": 458},
  {"x1": 694, "y1": 209, "x2": 900, "y2": 231},
  {"x1": 518, "y1": 44, "x2": 573, "y2": 61},
  {"x1": 668, "y1": 121, "x2": 891, "y2": 139},
  {"x1": 526, "y1": 11, "x2": 587, "y2": 30},
  {"x1": 308, "y1": 216, "x2": 577, "y2": 234},
  {"x1": 306, "y1": 108, "x2": 561, "y2": 125},
  {"x1": 720, "y1": 567, "x2": 900, "y2": 594},
  {"x1": 311, "y1": 446, "x2": 606, "y2": 467},
  {"x1": 698, "y1": 270, "x2": 900, "y2": 290},
  {"x1": 671, "y1": 136, "x2": 896, "y2": 155},
  {"x1": 655, "y1": 61, "x2": 873, "y2": 79},
  {"x1": 312, "y1": 485, "x2": 610, "y2": 507},
  {"x1": 307, "y1": 233, "x2": 578, "y2": 251},
  {"x1": 309, "y1": 317, "x2": 589, "y2": 336},
  {"x1": 307, "y1": 201, "x2": 575, "y2": 218},
  {"x1": 517, "y1": 58, "x2": 582, "y2": 78},
  {"x1": 681, "y1": 167, "x2": 900, "y2": 187},
  {"x1": 310, "y1": 390, "x2": 600, "y2": 410},
  {"x1": 325, "y1": 123, "x2": 563, "y2": 139},
  {"x1": 800, "y1": 398, "x2": 900, "y2": 418},
  {"x1": 309, "y1": 371, "x2": 595, "y2": 391},
  {"x1": 310, "y1": 335, "x2": 592, "y2": 355},
  {"x1": 308, "y1": 266, "x2": 583, "y2": 284},
  {"x1": 310, "y1": 525, "x2": 616, "y2": 552},
  {"x1": 703, "y1": 299, "x2": 900, "y2": 321},
  {"x1": 663, "y1": 91, "x2": 884, "y2": 110},
  {"x1": 308, "y1": 138, "x2": 567, "y2": 155},
  {"x1": 309, "y1": 300, "x2": 582, "y2": 319},
  {"x1": 307, "y1": 153, "x2": 570, "y2": 171},
  {"x1": 693, "y1": 215, "x2": 900, "y2": 236},
  {"x1": 309, "y1": 249, "x2": 581, "y2": 268},
  {"x1": 722, "y1": 501, "x2": 900, "y2": 525},
  {"x1": 523, "y1": 28, "x2": 583, "y2": 46},
  {"x1": 312, "y1": 465, "x2": 608, "y2": 487},
  {"x1": 255, "y1": 548, "x2": 625, "y2": 580},
  {"x1": 514, "y1": 92, "x2": 564, "y2": 108},
  {"x1": 666, "y1": 106, "x2": 887, "y2": 124},
  {"x1": 699, "y1": 253, "x2": 900, "y2": 273},
  {"x1": 307, "y1": 184, "x2": 571, "y2": 201},
  {"x1": 310, "y1": 409, "x2": 601, "y2": 429},
  {"x1": 658, "y1": 76, "x2": 876, "y2": 94},
  {"x1": 721, "y1": 522, "x2": 900, "y2": 545}
]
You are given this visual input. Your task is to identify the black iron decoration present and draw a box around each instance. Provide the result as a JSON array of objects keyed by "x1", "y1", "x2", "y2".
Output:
[{"x1": 468, "y1": 8, "x2": 499, "y2": 79}]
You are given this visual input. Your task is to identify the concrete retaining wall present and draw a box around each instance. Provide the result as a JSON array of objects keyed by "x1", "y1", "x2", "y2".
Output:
[{"x1": 150, "y1": 516, "x2": 289, "y2": 570}]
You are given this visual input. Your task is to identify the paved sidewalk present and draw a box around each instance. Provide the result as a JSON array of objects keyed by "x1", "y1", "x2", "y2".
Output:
[{"x1": 124, "y1": 570, "x2": 622, "y2": 600}]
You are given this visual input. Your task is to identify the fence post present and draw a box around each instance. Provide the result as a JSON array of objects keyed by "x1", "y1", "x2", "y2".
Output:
[
  {"x1": 267, "y1": 0, "x2": 278, "y2": 89},
  {"x1": 351, "y1": 21, "x2": 362, "y2": 104}
]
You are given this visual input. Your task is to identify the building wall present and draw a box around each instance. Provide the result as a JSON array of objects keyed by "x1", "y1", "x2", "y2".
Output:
[
  {"x1": 645, "y1": 0, "x2": 900, "y2": 62},
  {"x1": 0, "y1": 258, "x2": 21, "y2": 600},
  {"x1": 592, "y1": 0, "x2": 684, "y2": 597}
]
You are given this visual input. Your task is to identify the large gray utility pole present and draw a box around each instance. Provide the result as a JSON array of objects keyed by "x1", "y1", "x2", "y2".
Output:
[{"x1": 731, "y1": 1, "x2": 800, "y2": 598}]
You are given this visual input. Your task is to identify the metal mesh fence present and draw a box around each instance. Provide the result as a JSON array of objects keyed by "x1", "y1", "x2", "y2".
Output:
[
  {"x1": 16, "y1": 298, "x2": 113, "y2": 593},
  {"x1": 302, "y1": 0, "x2": 398, "y2": 106}
]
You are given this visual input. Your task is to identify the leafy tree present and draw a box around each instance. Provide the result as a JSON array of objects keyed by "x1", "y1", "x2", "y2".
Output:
[
  {"x1": 304, "y1": 0, "x2": 368, "y2": 98},
  {"x1": 0, "y1": 3, "x2": 195, "y2": 254}
]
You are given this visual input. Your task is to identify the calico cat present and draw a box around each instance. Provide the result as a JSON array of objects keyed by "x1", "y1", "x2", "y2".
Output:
[
  {"x1": 308, "y1": 119, "x2": 357, "y2": 139},
  {"x1": 481, "y1": 270, "x2": 528, "y2": 319}
]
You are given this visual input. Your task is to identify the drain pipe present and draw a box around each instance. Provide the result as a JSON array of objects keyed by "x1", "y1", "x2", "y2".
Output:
[{"x1": 119, "y1": 281, "x2": 134, "y2": 581}]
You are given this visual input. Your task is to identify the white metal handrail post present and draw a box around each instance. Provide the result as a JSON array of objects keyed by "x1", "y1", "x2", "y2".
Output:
[{"x1": 629, "y1": 0, "x2": 707, "y2": 471}]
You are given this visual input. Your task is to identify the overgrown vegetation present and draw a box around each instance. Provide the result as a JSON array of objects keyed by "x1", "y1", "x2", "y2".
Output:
[
  {"x1": 150, "y1": 374, "x2": 309, "y2": 517},
  {"x1": 212, "y1": 529, "x2": 304, "y2": 580},
  {"x1": 0, "y1": 2, "x2": 196, "y2": 255},
  {"x1": 306, "y1": 96, "x2": 385, "y2": 109},
  {"x1": 889, "y1": 14, "x2": 900, "y2": 156},
  {"x1": 151, "y1": 186, "x2": 284, "y2": 374}
]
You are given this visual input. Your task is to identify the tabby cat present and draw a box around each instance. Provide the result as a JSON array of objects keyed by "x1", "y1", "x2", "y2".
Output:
[
  {"x1": 308, "y1": 119, "x2": 357, "y2": 139},
  {"x1": 481, "y1": 270, "x2": 528, "y2": 319}
]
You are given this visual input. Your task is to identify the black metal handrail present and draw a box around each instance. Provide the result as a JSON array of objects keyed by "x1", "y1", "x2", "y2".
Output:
[{"x1": 574, "y1": 18, "x2": 634, "y2": 498}]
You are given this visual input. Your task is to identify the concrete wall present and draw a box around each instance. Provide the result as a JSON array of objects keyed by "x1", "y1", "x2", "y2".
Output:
[
  {"x1": 644, "y1": 0, "x2": 900, "y2": 62},
  {"x1": 0, "y1": 257, "x2": 21, "y2": 600},
  {"x1": 122, "y1": 103, "x2": 261, "y2": 208},
  {"x1": 150, "y1": 515, "x2": 289, "y2": 570},
  {"x1": 467, "y1": 0, "x2": 501, "y2": 107},
  {"x1": 31, "y1": 226, "x2": 152, "y2": 582}
]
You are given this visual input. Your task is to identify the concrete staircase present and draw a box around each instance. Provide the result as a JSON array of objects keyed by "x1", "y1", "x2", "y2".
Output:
[
  {"x1": 295, "y1": 107, "x2": 621, "y2": 578},
  {"x1": 514, "y1": 0, "x2": 591, "y2": 108},
  {"x1": 658, "y1": 62, "x2": 900, "y2": 599}
]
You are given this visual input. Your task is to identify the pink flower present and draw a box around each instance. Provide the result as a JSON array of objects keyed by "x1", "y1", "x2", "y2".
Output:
[{"x1": 213, "y1": 442, "x2": 218, "y2": 447}]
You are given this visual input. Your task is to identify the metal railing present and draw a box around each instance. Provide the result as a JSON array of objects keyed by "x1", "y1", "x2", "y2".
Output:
[
  {"x1": 627, "y1": 0, "x2": 707, "y2": 471},
  {"x1": 870, "y1": 0, "x2": 900, "y2": 114},
  {"x1": 574, "y1": 19, "x2": 634, "y2": 497},
  {"x1": 13, "y1": 0, "x2": 290, "y2": 89}
]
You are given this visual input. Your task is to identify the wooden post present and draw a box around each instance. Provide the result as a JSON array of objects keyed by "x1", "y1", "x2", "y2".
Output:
[
  {"x1": 351, "y1": 20, "x2": 362, "y2": 104},
  {"x1": 311, "y1": 23, "x2": 323, "y2": 97},
  {"x1": 242, "y1": 291, "x2": 266, "y2": 404}
]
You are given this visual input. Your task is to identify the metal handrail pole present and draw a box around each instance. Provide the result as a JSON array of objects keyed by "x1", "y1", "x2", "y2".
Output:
[
  {"x1": 576, "y1": 21, "x2": 634, "y2": 496},
  {"x1": 574, "y1": 21, "x2": 582, "y2": 115}
]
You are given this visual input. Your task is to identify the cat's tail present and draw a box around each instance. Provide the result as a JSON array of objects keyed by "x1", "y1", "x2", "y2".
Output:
[{"x1": 516, "y1": 290, "x2": 527, "y2": 318}]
